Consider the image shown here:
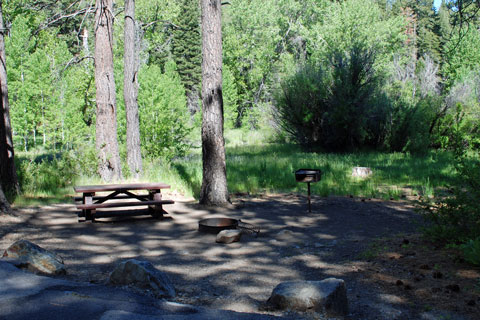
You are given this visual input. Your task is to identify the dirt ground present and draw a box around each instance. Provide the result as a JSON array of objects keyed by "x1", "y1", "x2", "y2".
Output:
[{"x1": 1, "y1": 193, "x2": 479, "y2": 319}]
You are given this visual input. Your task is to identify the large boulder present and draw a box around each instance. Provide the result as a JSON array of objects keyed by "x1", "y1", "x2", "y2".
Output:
[
  {"x1": 267, "y1": 278, "x2": 348, "y2": 316},
  {"x1": 109, "y1": 259, "x2": 175, "y2": 298},
  {"x1": 2, "y1": 239, "x2": 66, "y2": 275},
  {"x1": 216, "y1": 229, "x2": 242, "y2": 244}
]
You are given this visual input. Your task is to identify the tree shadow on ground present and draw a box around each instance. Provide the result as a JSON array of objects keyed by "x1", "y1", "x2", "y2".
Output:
[{"x1": 0, "y1": 195, "x2": 476, "y2": 319}]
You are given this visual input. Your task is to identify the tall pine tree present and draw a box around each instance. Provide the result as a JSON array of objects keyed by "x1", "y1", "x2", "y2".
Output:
[{"x1": 172, "y1": 0, "x2": 202, "y2": 115}]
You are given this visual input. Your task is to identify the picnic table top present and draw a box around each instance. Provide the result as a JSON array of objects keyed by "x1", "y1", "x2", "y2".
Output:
[{"x1": 74, "y1": 183, "x2": 171, "y2": 193}]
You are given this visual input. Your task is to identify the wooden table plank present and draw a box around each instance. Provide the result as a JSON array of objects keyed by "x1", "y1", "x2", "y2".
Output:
[
  {"x1": 76, "y1": 200, "x2": 174, "y2": 210},
  {"x1": 74, "y1": 183, "x2": 170, "y2": 193}
]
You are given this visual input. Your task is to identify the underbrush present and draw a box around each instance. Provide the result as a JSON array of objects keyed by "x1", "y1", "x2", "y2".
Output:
[
  {"x1": 12, "y1": 131, "x2": 456, "y2": 205},
  {"x1": 421, "y1": 150, "x2": 480, "y2": 265}
]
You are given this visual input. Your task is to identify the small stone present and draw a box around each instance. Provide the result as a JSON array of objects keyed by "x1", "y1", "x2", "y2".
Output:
[
  {"x1": 216, "y1": 229, "x2": 242, "y2": 244},
  {"x1": 2, "y1": 240, "x2": 66, "y2": 275},
  {"x1": 267, "y1": 278, "x2": 348, "y2": 316},
  {"x1": 395, "y1": 280, "x2": 404, "y2": 286},
  {"x1": 109, "y1": 259, "x2": 175, "y2": 298}
]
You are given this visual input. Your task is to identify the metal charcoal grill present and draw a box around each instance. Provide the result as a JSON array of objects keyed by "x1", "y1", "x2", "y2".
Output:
[
  {"x1": 295, "y1": 169, "x2": 322, "y2": 212},
  {"x1": 198, "y1": 217, "x2": 260, "y2": 236}
]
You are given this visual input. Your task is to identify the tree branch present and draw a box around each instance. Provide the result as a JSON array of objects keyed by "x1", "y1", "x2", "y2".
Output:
[
  {"x1": 62, "y1": 55, "x2": 94, "y2": 73},
  {"x1": 142, "y1": 20, "x2": 181, "y2": 30},
  {"x1": 35, "y1": 6, "x2": 95, "y2": 34}
]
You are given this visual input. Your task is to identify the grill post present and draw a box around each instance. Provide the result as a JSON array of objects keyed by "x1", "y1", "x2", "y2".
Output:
[
  {"x1": 307, "y1": 182, "x2": 311, "y2": 213},
  {"x1": 295, "y1": 169, "x2": 321, "y2": 213}
]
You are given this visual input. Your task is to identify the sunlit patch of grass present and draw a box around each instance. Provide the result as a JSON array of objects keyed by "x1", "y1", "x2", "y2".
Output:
[{"x1": 12, "y1": 130, "x2": 458, "y2": 204}]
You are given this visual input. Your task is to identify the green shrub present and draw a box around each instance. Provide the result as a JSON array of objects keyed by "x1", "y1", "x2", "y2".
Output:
[
  {"x1": 422, "y1": 151, "x2": 480, "y2": 244},
  {"x1": 138, "y1": 60, "x2": 192, "y2": 161},
  {"x1": 275, "y1": 45, "x2": 386, "y2": 151},
  {"x1": 17, "y1": 152, "x2": 78, "y2": 195},
  {"x1": 461, "y1": 237, "x2": 480, "y2": 266}
]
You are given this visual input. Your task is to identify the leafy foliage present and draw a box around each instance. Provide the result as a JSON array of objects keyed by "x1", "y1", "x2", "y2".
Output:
[
  {"x1": 137, "y1": 60, "x2": 191, "y2": 160},
  {"x1": 172, "y1": 0, "x2": 201, "y2": 93},
  {"x1": 422, "y1": 150, "x2": 480, "y2": 245},
  {"x1": 461, "y1": 237, "x2": 480, "y2": 266},
  {"x1": 276, "y1": 45, "x2": 385, "y2": 151},
  {"x1": 223, "y1": 65, "x2": 239, "y2": 129}
]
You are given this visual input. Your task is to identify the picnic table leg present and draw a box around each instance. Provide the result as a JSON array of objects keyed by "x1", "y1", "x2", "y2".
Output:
[
  {"x1": 82, "y1": 192, "x2": 95, "y2": 222},
  {"x1": 148, "y1": 189, "x2": 166, "y2": 217}
]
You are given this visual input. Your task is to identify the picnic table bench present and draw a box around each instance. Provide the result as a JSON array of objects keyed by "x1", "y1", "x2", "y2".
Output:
[{"x1": 74, "y1": 183, "x2": 174, "y2": 222}]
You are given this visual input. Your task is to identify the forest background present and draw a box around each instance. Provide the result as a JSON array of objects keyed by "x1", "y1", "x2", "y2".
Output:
[{"x1": 2, "y1": 0, "x2": 480, "y2": 252}]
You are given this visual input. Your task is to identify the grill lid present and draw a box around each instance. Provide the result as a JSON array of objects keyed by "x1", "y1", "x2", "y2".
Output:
[{"x1": 295, "y1": 168, "x2": 322, "y2": 182}]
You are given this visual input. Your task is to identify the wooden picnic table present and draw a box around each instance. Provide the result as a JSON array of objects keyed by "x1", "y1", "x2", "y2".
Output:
[{"x1": 74, "y1": 183, "x2": 174, "y2": 222}]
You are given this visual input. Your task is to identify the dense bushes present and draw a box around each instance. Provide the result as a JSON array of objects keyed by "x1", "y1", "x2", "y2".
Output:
[
  {"x1": 16, "y1": 152, "x2": 78, "y2": 195},
  {"x1": 422, "y1": 150, "x2": 480, "y2": 247},
  {"x1": 275, "y1": 45, "x2": 387, "y2": 151},
  {"x1": 275, "y1": 49, "x2": 455, "y2": 153},
  {"x1": 137, "y1": 61, "x2": 192, "y2": 161}
]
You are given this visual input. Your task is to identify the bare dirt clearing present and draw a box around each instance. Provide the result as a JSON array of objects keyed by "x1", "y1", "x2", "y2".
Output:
[{"x1": 1, "y1": 194, "x2": 478, "y2": 319}]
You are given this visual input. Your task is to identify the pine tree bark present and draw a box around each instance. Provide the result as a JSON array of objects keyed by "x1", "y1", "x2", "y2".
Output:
[
  {"x1": 199, "y1": 0, "x2": 230, "y2": 205},
  {"x1": 0, "y1": 185, "x2": 11, "y2": 214},
  {"x1": 124, "y1": 0, "x2": 142, "y2": 178},
  {"x1": 0, "y1": 1, "x2": 19, "y2": 196},
  {"x1": 94, "y1": 0, "x2": 122, "y2": 182}
]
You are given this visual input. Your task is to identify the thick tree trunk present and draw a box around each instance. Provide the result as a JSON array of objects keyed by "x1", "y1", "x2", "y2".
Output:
[
  {"x1": 199, "y1": 0, "x2": 230, "y2": 205},
  {"x1": 0, "y1": 185, "x2": 11, "y2": 214},
  {"x1": 94, "y1": 0, "x2": 122, "y2": 182},
  {"x1": 0, "y1": 1, "x2": 19, "y2": 196},
  {"x1": 124, "y1": 0, "x2": 142, "y2": 178}
]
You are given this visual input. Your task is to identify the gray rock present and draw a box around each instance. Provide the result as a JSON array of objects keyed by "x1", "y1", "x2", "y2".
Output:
[
  {"x1": 216, "y1": 229, "x2": 242, "y2": 244},
  {"x1": 2, "y1": 239, "x2": 66, "y2": 275},
  {"x1": 109, "y1": 259, "x2": 175, "y2": 298},
  {"x1": 267, "y1": 278, "x2": 348, "y2": 316}
]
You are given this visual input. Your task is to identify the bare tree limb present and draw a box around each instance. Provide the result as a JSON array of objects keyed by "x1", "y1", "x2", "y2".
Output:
[
  {"x1": 142, "y1": 20, "x2": 181, "y2": 30},
  {"x1": 35, "y1": 6, "x2": 95, "y2": 34},
  {"x1": 62, "y1": 55, "x2": 94, "y2": 73}
]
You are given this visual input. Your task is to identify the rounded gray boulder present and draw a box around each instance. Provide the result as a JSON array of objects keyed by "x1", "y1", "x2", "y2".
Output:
[{"x1": 267, "y1": 278, "x2": 348, "y2": 316}]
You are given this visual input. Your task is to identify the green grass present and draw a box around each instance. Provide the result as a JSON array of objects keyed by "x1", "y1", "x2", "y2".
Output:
[
  {"x1": 171, "y1": 143, "x2": 457, "y2": 199},
  {"x1": 11, "y1": 129, "x2": 459, "y2": 205}
]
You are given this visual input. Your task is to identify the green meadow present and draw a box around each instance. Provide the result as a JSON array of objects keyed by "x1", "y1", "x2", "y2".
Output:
[{"x1": 12, "y1": 129, "x2": 457, "y2": 206}]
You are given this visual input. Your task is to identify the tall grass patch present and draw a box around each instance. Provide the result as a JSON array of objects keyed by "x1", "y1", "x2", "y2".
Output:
[
  {"x1": 12, "y1": 138, "x2": 456, "y2": 204},
  {"x1": 170, "y1": 143, "x2": 456, "y2": 199}
]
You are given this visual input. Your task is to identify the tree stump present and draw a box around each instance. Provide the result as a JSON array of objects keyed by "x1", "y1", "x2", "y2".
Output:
[{"x1": 352, "y1": 167, "x2": 372, "y2": 178}]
